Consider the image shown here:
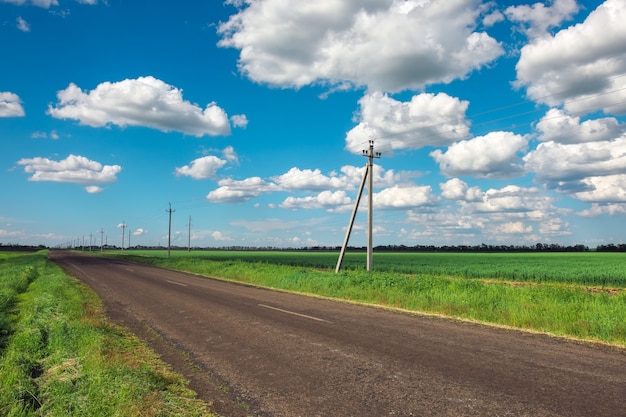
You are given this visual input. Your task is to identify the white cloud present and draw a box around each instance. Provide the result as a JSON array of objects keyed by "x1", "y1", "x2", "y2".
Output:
[
  {"x1": 47, "y1": 76, "x2": 235, "y2": 136},
  {"x1": 17, "y1": 154, "x2": 122, "y2": 186},
  {"x1": 218, "y1": 0, "x2": 503, "y2": 92},
  {"x1": 483, "y1": 10, "x2": 504, "y2": 27},
  {"x1": 430, "y1": 131, "x2": 528, "y2": 178},
  {"x1": 0, "y1": 229, "x2": 26, "y2": 238},
  {"x1": 495, "y1": 221, "x2": 533, "y2": 234},
  {"x1": 573, "y1": 175, "x2": 626, "y2": 203},
  {"x1": 272, "y1": 167, "x2": 351, "y2": 191},
  {"x1": 280, "y1": 190, "x2": 352, "y2": 210},
  {"x1": 230, "y1": 114, "x2": 248, "y2": 128},
  {"x1": 524, "y1": 136, "x2": 626, "y2": 192},
  {"x1": 1, "y1": 0, "x2": 59, "y2": 7},
  {"x1": 207, "y1": 177, "x2": 279, "y2": 203},
  {"x1": 515, "y1": 0, "x2": 626, "y2": 115},
  {"x1": 374, "y1": 185, "x2": 438, "y2": 209},
  {"x1": 505, "y1": 0, "x2": 579, "y2": 39},
  {"x1": 16, "y1": 16, "x2": 30, "y2": 32},
  {"x1": 175, "y1": 155, "x2": 228, "y2": 180},
  {"x1": 345, "y1": 92, "x2": 470, "y2": 153},
  {"x1": 31, "y1": 130, "x2": 60, "y2": 140},
  {"x1": 207, "y1": 164, "x2": 419, "y2": 205},
  {"x1": 84, "y1": 185, "x2": 103, "y2": 194},
  {"x1": 212, "y1": 231, "x2": 231, "y2": 241},
  {"x1": 0, "y1": 92, "x2": 25, "y2": 117},
  {"x1": 133, "y1": 228, "x2": 146, "y2": 236},
  {"x1": 462, "y1": 185, "x2": 554, "y2": 215},
  {"x1": 440, "y1": 178, "x2": 483, "y2": 201},
  {"x1": 536, "y1": 109, "x2": 625, "y2": 143},
  {"x1": 579, "y1": 202, "x2": 626, "y2": 217}
]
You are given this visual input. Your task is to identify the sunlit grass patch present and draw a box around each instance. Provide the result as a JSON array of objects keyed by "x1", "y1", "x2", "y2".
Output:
[{"x1": 0, "y1": 251, "x2": 215, "y2": 417}]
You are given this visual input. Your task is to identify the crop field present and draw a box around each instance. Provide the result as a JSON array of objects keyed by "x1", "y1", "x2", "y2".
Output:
[
  {"x1": 109, "y1": 249, "x2": 626, "y2": 347},
  {"x1": 119, "y1": 249, "x2": 626, "y2": 287}
]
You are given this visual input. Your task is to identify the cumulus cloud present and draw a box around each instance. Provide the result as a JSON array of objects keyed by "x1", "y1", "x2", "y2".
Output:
[
  {"x1": 207, "y1": 177, "x2": 279, "y2": 203},
  {"x1": 175, "y1": 155, "x2": 228, "y2": 180},
  {"x1": 374, "y1": 185, "x2": 438, "y2": 209},
  {"x1": 463, "y1": 185, "x2": 554, "y2": 215},
  {"x1": 440, "y1": 178, "x2": 483, "y2": 201},
  {"x1": 133, "y1": 228, "x2": 146, "y2": 236},
  {"x1": 272, "y1": 167, "x2": 352, "y2": 191},
  {"x1": 505, "y1": 0, "x2": 579, "y2": 39},
  {"x1": 16, "y1": 154, "x2": 122, "y2": 189},
  {"x1": 524, "y1": 136, "x2": 626, "y2": 192},
  {"x1": 280, "y1": 190, "x2": 352, "y2": 211},
  {"x1": 0, "y1": 92, "x2": 25, "y2": 117},
  {"x1": 345, "y1": 92, "x2": 470, "y2": 153},
  {"x1": 579, "y1": 202, "x2": 626, "y2": 217},
  {"x1": 207, "y1": 163, "x2": 419, "y2": 205},
  {"x1": 431, "y1": 131, "x2": 528, "y2": 178},
  {"x1": 515, "y1": 0, "x2": 626, "y2": 115},
  {"x1": 495, "y1": 221, "x2": 533, "y2": 234},
  {"x1": 218, "y1": 0, "x2": 503, "y2": 92},
  {"x1": 47, "y1": 76, "x2": 236, "y2": 136},
  {"x1": 536, "y1": 109, "x2": 625, "y2": 143},
  {"x1": 572, "y1": 175, "x2": 626, "y2": 203}
]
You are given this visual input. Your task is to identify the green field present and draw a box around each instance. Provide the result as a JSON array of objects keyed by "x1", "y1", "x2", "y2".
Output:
[
  {"x1": 110, "y1": 249, "x2": 626, "y2": 347},
  {"x1": 117, "y1": 249, "x2": 626, "y2": 287},
  {"x1": 0, "y1": 251, "x2": 214, "y2": 417}
]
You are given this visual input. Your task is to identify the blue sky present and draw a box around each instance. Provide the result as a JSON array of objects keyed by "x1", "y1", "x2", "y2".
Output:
[{"x1": 3, "y1": 0, "x2": 626, "y2": 249}]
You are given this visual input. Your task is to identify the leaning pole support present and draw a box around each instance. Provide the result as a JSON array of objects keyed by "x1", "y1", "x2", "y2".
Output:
[
  {"x1": 335, "y1": 162, "x2": 369, "y2": 273},
  {"x1": 335, "y1": 140, "x2": 381, "y2": 273}
]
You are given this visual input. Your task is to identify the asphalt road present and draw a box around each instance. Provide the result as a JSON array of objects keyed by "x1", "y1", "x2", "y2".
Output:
[{"x1": 49, "y1": 250, "x2": 626, "y2": 417}]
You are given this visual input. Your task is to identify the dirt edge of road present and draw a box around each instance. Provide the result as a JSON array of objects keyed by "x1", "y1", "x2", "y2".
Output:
[{"x1": 102, "y1": 299, "x2": 265, "y2": 417}]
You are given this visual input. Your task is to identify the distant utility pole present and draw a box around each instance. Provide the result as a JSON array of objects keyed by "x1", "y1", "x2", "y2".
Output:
[
  {"x1": 128, "y1": 229, "x2": 131, "y2": 250},
  {"x1": 99, "y1": 229, "x2": 104, "y2": 252},
  {"x1": 336, "y1": 140, "x2": 381, "y2": 273},
  {"x1": 188, "y1": 215, "x2": 192, "y2": 252},
  {"x1": 89, "y1": 233, "x2": 93, "y2": 252},
  {"x1": 120, "y1": 221, "x2": 126, "y2": 253},
  {"x1": 166, "y1": 203, "x2": 175, "y2": 258}
]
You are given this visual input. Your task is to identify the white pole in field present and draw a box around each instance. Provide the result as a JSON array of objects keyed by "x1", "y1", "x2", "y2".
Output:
[{"x1": 336, "y1": 140, "x2": 381, "y2": 272}]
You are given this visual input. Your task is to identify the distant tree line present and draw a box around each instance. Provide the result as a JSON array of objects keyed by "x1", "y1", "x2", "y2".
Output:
[
  {"x1": 5, "y1": 242, "x2": 626, "y2": 252},
  {"x1": 297, "y1": 243, "x2": 593, "y2": 252},
  {"x1": 595, "y1": 243, "x2": 626, "y2": 252},
  {"x1": 0, "y1": 244, "x2": 46, "y2": 252}
]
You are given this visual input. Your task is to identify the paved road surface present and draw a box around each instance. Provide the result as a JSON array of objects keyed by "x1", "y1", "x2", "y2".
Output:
[{"x1": 49, "y1": 250, "x2": 626, "y2": 417}]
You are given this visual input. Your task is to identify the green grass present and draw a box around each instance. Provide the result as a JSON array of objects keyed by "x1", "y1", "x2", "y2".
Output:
[
  {"x1": 116, "y1": 250, "x2": 626, "y2": 287},
  {"x1": 0, "y1": 251, "x2": 215, "y2": 417},
  {"x1": 111, "y1": 250, "x2": 626, "y2": 347}
]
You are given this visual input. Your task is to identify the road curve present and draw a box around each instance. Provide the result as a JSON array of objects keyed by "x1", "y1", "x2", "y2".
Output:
[{"x1": 49, "y1": 250, "x2": 626, "y2": 417}]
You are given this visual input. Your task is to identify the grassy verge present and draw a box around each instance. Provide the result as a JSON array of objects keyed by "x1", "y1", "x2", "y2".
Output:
[
  {"x1": 114, "y1": 251, "x2": 626, "y2": 347},
  {"x1": 0, "y1": 251, "x2": 215, "y2": 417}
]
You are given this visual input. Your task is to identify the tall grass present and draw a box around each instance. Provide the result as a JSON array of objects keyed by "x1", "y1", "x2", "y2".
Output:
[
  {"x1": 115, "y1": 250, "x2": 626, "y2": 347},
  {"x1": 0, "y1": 251, "x2": 215, "y2": 417}
]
